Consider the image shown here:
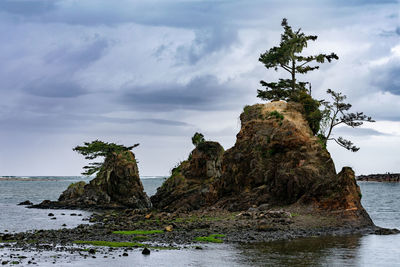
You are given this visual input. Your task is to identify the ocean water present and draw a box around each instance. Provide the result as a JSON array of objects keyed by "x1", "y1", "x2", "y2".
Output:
[
  {"x1": 1, "y1": 178, "x2": 400, "y2": 266},
  {"x1": 0, "y1": 176, "x2": 166, "y2": 233}
]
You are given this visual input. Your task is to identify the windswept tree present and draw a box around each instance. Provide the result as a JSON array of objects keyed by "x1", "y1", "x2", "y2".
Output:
[
  {"x1": 319, "y1": 89, "x2": 375, "y2": 152},
  {"x1": 73, "y1": 140, "x2": 139, "y2": 176},
  {"x1": 257, "y1": 18, "x2": 338, "y2": 134},
  {"x1": 258, "y1": 18, "x2": 338, "y2": 101}
]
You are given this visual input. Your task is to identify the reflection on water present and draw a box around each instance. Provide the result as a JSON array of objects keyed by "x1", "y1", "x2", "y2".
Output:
[
  {"x1": 238, "y1": 236, "x2": 360, "y2": 266},
  {"x1": 235, "y1": 233, "x2": 400, "y2": 267}
]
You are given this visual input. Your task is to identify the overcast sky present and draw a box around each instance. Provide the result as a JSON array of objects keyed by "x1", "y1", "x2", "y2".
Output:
[{"x1": 0, "y1": 0, "x2": 399, "y2": 176}]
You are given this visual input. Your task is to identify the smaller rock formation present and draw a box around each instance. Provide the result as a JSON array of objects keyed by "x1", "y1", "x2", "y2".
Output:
[
  {"x1": 150, "y1": 141, "x2": 223, "y2": 212},
  {"x1": 33, "y1": 151, "x2": 151, "y2": 209}
]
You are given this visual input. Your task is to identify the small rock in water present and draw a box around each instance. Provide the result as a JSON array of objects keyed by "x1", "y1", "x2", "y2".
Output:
[
  {"x1": 70, "y1": 213, "x2": 77, "y2": 216},
  {"x1": 142, "y1": 248, "x2": 150, "y2": 255},
  {"x1": 50, "y1": 217, "x2": 56, "y2": 220},
  {"x1": 88, "y1": 249, "x2": 96, "y2": 254},
  {"x1": 62, "y1": 224, "x2": 67, "y2": 227},
  {"x1": 17, "y1": 200, "x2": 33, "y2": 206},
  {"x1": 48, "y1": 213, "x2": 54, "y2": 217},
  {"x1": 122, "y1": 253, "x2": 128, "y2": 257}
]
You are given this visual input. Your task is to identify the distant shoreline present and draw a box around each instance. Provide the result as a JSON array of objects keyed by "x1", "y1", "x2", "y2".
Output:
[
  {"x1": 0, "y1": 176, "x2": 166, "y2": 182},
  {"x1": 357, "y1": 173, "x2": 400, "y2": 182}
]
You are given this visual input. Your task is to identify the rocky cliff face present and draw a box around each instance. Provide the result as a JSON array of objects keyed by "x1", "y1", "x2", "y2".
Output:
[
  {"x1": 150, "y1": 141, "x2": 223, "y2": 212},
  {"x1": 39, "y1": 151, "x2": 151, "y2": 209},
  {"x1": 152, "y1": 101, "x2": 372, "y2": 226},
  {"x1": 216, "y1": 102, "x2": 337, "y2": 209}
]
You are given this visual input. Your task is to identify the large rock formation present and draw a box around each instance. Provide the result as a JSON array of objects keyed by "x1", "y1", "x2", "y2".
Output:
[
  {"x1": 150, "y1": 141, "x2": 223, "y2": 212},
  {"x1": 152, "y1": 101, "x2": 372, "y2": 226},
  {"x1": 35, "y1": 151, "x2": 151, "y2": 209}
]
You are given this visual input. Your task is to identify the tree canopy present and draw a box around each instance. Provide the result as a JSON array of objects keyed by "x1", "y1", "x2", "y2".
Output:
[{"x1": 73, "y1": 140, "x2": 139, "y2": 176}]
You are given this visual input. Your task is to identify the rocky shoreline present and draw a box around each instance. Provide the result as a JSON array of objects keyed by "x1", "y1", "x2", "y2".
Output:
[
  {"x1": 1, "y1": 206, "x2": 397, "y2": 254},
  {"x1": 357, "y1": 173, "x2": 400, "y2": 182}
]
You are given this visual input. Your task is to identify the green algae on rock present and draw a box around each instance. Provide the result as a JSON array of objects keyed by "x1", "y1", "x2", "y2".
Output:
[{"x1": 195, "y1": 234, "x2": 225, "y2": 243}]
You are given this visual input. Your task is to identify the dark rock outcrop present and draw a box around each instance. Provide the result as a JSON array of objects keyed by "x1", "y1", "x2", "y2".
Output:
[
  {"x1": 33, "y1": 151, "x2": 151, "y2": 209},
  {"x1": 152, "y1": 101, "x2": 373, "y2": 226},
  {"x1": 150, "y1": 141, "x2": 223, "y2": 212},
  {"x1": 18, "y1": 200, "x2": 33, "y2": 205}
]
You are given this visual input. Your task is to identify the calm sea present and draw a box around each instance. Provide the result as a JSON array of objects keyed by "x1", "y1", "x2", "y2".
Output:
[{"x1": 0, "y1": 177, "x2": 399, "y2": 266}]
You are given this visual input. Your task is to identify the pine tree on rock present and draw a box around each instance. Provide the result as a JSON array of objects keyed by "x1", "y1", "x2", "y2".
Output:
[
  {"x1": 258, "y1": 18, "x2": 338, "y2": 101},
  {"x1": 73, "y1": 140, "x2": 139, "y2": 176},
  {"x1": 257, "y1": 18, "x2": 339, "y2": 135}
]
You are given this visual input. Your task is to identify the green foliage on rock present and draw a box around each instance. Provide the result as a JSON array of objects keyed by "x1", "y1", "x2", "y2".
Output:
[
  {"x1": 191, "y1": 132, "x2": 205, "y2": 147},
  {"x1": 73, "y1": 140, "x2": 139, "y2": 176},
  {"x1": 268, "y1": 110, "x2": 284, "y2": 121},
  {"x1": 290, "y1": 90, "x2": 322, "y2": 135}
]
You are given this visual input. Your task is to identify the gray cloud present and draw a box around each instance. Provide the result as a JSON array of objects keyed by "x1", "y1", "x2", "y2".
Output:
[
  {"x1": 176, "y1": 27, "x2": 238, "y2": 65},
  {"x1": 372, "y1": 60, "x2": 400, "y2": 96},
  {"x1": 120, "y1": 75, "x2": 243, "y2": 112},
  {"x1": 333, "y1": 127, "x2": 389, "y2": 137},
  {"x1": 0, "y1": 0, "x2": 57, "y2": 16},
  {"x1": 23, "y1": 79, "x2": 86, "y2": 98},
  {"x1": 43, "y1": 37, "x2": 109, "y2": 69}
]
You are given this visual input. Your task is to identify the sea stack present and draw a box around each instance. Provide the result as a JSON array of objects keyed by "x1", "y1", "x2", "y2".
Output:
[
  {"x1": 36, "y1": 151, "x2": 151, "y2": 209},
  {"x1": 152, "y1": 101, "x2": 373, "y2": 227}
]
